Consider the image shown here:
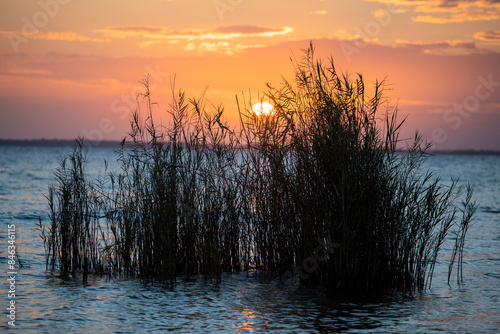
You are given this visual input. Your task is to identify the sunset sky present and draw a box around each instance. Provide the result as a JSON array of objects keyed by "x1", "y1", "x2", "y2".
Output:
[{"x1": 1, "y1": 0, "x2": 499, "y2": 150}]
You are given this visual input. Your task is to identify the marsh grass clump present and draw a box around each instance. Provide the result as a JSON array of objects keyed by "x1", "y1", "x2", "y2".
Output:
[
  {"x1": 43, "y1": 77, "x2": 249, "y2": 284},
  {"x1": 42, "y1": 44, "x2": 476, "y2": 294},
  {"x1": 42, "y1": 139, "x2": 108, "y2": 283},
  {"x1": 239, "y1": 45, "x2": 476, "y2": 294}
]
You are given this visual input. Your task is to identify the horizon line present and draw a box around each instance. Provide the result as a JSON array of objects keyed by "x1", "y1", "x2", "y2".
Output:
[{"x1": 1, "y1": 138, "x2": 500, "y2": 155}]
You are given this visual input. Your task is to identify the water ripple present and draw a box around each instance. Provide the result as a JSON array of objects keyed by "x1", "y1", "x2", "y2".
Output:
[{"x1": 1, "y1": 149, "x2": 500, "y2": 333}]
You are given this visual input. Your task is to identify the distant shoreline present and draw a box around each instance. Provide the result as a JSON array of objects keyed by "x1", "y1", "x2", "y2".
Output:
[
  {"x1": 1, "y1": 139, "x2": 499, "y2": 156},
  {"x1": 426, "y1": 150, "x2": 500, "y2": 156},
  {"x1": 0, "y1": 139, "x2": 123, "y2": 149}
]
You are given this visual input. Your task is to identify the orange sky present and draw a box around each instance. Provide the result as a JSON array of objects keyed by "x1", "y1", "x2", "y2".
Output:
[{"x1": 1, "y1": 0, "x2": 499, "y2": 150}]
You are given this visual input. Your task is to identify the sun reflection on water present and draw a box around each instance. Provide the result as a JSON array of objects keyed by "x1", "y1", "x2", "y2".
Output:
[{"x1": 233, "y1": 309, "x2": 258, "y2": 332}]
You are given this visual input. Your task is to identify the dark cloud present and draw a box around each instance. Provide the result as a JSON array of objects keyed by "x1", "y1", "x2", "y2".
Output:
[
  {"x1": 368, "y1": 0, "x2": 500, "y2": 23},
  {"x1": 402, "y1": 0, "x2": 500, "y2": 5},
  {"x1": 400, "y1": 41, "x2": 479, "y2": 49}
]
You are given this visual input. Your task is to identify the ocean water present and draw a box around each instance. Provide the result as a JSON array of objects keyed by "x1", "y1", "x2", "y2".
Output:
[{"x1": 0, "y1": 145, "x2": 499, "y2": 333}]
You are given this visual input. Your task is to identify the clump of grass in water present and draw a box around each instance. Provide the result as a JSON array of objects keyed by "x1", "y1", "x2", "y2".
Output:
[
  {"x1": 41, "y1": 44, "x2": 476, "y2": 294},
  {"x1": 42, "y1": 139, "x2": 107, "y2": 283},
  {"x1": 42, "y1": 76, "x2": 248, "y2": 284},
  {"x1": 239, "y1": 43, "x2": 476, "y2": 294}
]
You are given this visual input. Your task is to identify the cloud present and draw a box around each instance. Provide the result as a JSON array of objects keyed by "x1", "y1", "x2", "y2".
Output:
[
  {"x1": 95, "y1": 25, "x2": 293, "y2": 54},
  {"x1": 364, "y1": 0, "x2": 500, "y2": 23},
  {"x1": 0, "y1": 66, "x2": 52, "y2": 77},
  {"x1": 43, "y1": 52, "x2": 101, "y2": 60},
  {"x1": 214, "y1": 25, "x2": 285, "y2": 34},
  {"x1": 0, "y1": 30, "x2": 109, "y2": 43},
  {"x1": 330, "y1": 28, "x2": 495, "y2": 56},
  {"x1": 395, "y1": 39, "x2": 490, "y2": 55},
  {"x1": 310, "y1": 10, "x2": 328, "y2": 15},
  {"x1": 185, "y1": 42, "x2": 231, "y2": 54},
  {"x1": 96, "y1": 25, "x2": 293, "y2": 40},
  {"x1": 183, "y1": 42, "x2": 267, "y2": 55},
  {"x1": 94, "y1": 26, "x2": 167, "y2": 39},
  {"x1": 475, "y1": 31, "x2": 500, "y2": 43},
  {"x1": 33, "y1": 32, "x2": 109, "y2": 42}
]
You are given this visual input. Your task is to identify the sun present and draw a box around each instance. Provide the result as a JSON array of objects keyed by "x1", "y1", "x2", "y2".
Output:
[{"x1": 252, "y1": 101, "x2": 274, "y2": 116}]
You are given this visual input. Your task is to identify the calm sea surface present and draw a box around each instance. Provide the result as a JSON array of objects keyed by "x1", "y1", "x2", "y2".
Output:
[{"x1": 0, "y1": 145, "x2": 499, "y2": 333}]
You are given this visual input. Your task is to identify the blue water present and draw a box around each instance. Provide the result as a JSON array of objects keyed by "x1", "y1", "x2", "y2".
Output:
[{"x1": 1, "y1": 145, "x2": 499, "y2": 333}]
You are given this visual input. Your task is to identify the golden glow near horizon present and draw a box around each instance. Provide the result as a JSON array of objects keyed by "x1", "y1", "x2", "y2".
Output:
[
  {"x1": 252, "y1": 102, "x2": 274, "y2": 116},
  {"x1": 0, "y1": 0, "x2": 499, "y2": 150}
]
